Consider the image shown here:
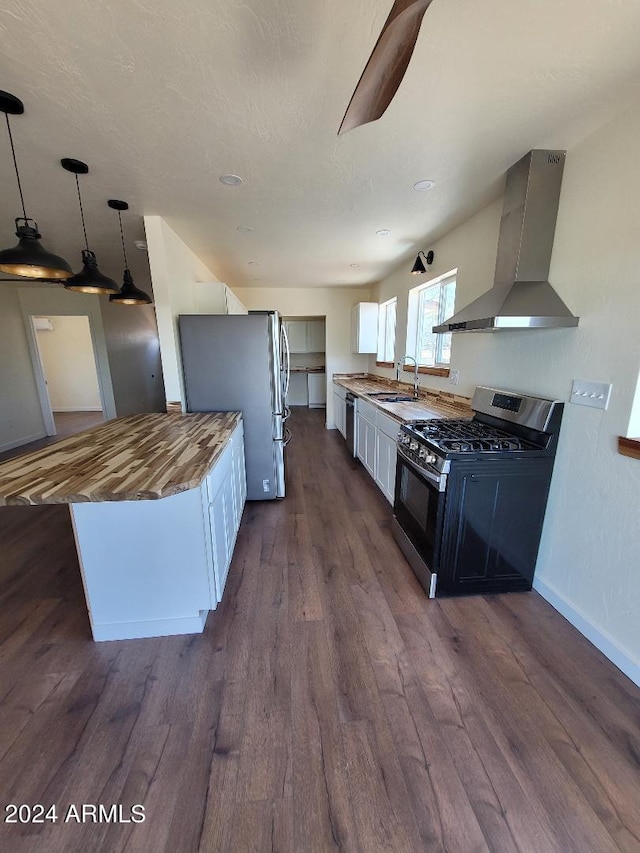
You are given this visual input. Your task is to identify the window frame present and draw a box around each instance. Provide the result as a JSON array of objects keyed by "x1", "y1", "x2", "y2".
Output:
[
  {"x1": 376, "y1": 296, "x2": 397, "y2": 366},
  {"x1": 405, "y1": 270, "x2": 457, "y2": 374}
]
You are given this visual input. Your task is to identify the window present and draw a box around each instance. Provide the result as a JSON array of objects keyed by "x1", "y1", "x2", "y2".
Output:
[
  {"x1": 377, "y1": 297, "x2": 397, "y2": 364},
  {"x1": 410, "y1": 272, "x2": 456, "y2": 367}
]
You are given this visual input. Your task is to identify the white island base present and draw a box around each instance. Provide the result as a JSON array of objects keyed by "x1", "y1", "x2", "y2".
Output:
[{"x1": 71, "y1": 421, "x2": 246, "y2": 642}]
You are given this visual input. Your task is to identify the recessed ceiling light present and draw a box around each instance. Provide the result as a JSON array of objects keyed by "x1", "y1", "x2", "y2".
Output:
[
  {"x1": 350, "y1": 263, "x2": 359, "y2": 268},
  {"x1": 414, "y1": 179, "x2": 435, "y2": 191},
  {"x1": 237, "y1": 225, "x2": 253, "y2": 232},
  {"x1": 376, "y1": 229, "x2": 391, "y2": 237},
  {"x1": 134, "y1": 240, "x2": 147, "y2": 251},
  {"x1": 248, "y1": 261, "x2": 259, "y2": 266},
  {"x1": 220, "y1": 174, "x2": 243, "y2": 186}
]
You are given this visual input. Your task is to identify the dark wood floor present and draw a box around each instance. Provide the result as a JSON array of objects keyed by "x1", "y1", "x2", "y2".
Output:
[{"x1": 0, "y1": 408, "x2": 638, "y2": 852}]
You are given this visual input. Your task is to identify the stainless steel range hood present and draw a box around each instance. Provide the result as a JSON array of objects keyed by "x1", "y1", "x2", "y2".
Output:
[{"x1": 433, "y1": 150, "x2": 579, "y2": 333}]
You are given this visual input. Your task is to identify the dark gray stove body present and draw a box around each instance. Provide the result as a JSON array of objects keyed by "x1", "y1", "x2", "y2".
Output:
[{"x1": 392, "y1": 387, "x2": 564, "y2": 598}]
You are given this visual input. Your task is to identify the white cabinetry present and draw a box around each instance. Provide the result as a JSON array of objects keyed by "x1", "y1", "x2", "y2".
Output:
[
  {"x1": 353, "y1": 398, "x2": 398, "y2": 505},
  {"x1": 374, "y1": 412, "x2": 398, "y2": 504},
  {"x1": 285, "y1": 319, "x2": 325, "y2": 353},
  {"x1": 206, "y1": 420, "x2": 246, "y2": 603},
  {"x1": 356, "y1": 398, "x2": 377, "y2": 477},
  {"x1": 195, "y1": 282, "x2": 248, "y2": 314},
  {"x1": 333, "y1": 384, "x2": 347, "y2": 436},
  {"x1": 351, "y1": 303, "x2": 378, "y2": 354},
  {"x1": 72, "y1": 419, "x2": 247, "y2": 641},
  {"x1": 308, "y1": 373, "x2": 326, "y2": 407},
  {"x1": 288, "y1": 372, "x2": 309, "y2": 406}
]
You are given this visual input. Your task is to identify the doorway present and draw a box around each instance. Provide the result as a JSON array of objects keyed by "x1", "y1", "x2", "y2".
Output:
[{"x1": 30, "y1": 315, "x2": 105, "y2": 437}]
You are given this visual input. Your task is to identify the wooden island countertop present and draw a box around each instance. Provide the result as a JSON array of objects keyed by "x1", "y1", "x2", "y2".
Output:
[{"x1": 0, "y1": 412, "x2": 242, "y2": 506}]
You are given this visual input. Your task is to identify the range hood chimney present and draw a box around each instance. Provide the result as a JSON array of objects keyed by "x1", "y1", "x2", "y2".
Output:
[{"x1": 433, "y1": 150, "x2": 579, "y2": 333}]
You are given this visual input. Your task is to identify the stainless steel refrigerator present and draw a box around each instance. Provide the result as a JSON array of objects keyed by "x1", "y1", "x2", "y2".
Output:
[{"x1": 179, "y1": 311, "x2": 291, "y2": 500}]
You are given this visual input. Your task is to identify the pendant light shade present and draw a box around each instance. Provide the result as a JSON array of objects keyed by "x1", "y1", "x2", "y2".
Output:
[
  {"x1": 61, "y1": 158, "x2": 119, "y2": 295},
  {"x1": 110, "y1": 269, "x2": 152, "y2": 305},
  {"x1": 0, "y1": 91, "x2": 72, "y2": 280},
  {"x1": 0, "y1": 218, "x2": 73, "y2": 279},
  {"x1": 107, "y1": 200, "x2": 153, "y2": 306}
]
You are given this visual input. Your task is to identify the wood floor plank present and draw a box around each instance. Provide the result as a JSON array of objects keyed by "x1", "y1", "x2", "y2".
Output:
[{"x1": 0, "y1": 409, "x2": 639, "y2": 853}]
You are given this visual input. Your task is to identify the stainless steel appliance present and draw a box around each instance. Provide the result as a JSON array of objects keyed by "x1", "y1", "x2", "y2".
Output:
[
  {"x1": 433, "y1": 150, "x2": 579, "y2": 333},
  {"x1": 179, "y1": 311, "x2": 290, "y2": 500},
  {"x1": 392, "y1": 387, "x2": 563, "y2": 597},
  {"x1": 345, "y1": 392, "x2": 357, "y2": 457}
]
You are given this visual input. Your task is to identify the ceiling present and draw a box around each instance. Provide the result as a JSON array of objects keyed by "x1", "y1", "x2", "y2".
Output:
[{"x1": 1, "y1": 0, "x2": 640, "y2": 291}]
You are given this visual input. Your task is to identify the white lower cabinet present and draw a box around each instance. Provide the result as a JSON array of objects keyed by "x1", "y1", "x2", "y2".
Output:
[
  {"x1": 355, "y1": 403, "x2": 398, "y2": 506},
  {"x1": 206, "y1": 420, "x2": 246, "y2": 604},
  {"x1": 71, "y1": 419, "x2": 247, "y2": 641},
  {"x1": 356, "y1": 410, "x2": 376, "y2": 477},
  {"x1": 375, "y1": 423, "x2": 398, "y2": 504}
]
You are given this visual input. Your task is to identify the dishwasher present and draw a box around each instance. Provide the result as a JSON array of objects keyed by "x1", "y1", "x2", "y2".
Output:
[{"x1": 345, "y1": 392, "x2": 357, "y2": 457}]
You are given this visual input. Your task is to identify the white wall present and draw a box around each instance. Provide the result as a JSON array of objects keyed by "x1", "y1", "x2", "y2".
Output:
[
  {"x1": 35, "y1": 316, "x2": 102, "y2": 411},
  {"x1": 234, "y1": 287, "x2": 372, "y2": 427},
  {"x1": 0, "y1": 285, "x2": 46, "y2": 452},
  {"x1": 144, "y1": 216, "x2": 223, "y2": 406},
  {"x1": 371, "y1": 104, "x2": 640, "y2": 683},
  {"x1": 17, "y1": 286, "x2": 117, "y2": 425}
]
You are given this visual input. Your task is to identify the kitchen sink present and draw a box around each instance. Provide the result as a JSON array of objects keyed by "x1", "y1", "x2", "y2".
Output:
[{"x1": 367, "y1": 392, "x2": 415, "y2": 403}]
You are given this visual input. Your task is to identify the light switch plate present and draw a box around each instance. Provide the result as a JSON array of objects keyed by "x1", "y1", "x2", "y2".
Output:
[
  {"x1": 570, "y1": 379, "x2": 612, "y2": 410},
  {"x1": 449, "y1": 369, "x2": 460, "y2": 386}
]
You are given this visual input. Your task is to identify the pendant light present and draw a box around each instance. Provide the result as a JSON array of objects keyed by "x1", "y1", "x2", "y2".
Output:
[
  {"x1": 61, "y1": 158, "x2": 120, "y2": 295},
  {"x1": 107, "y1": 200, "x2": 152, "y2": 305},
  {"x1": 0, "y1": 91, "x2": 72, "y2": 280}
]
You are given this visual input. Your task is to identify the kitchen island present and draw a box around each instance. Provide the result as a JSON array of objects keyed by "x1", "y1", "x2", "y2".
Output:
[{"x1": 0, "y1": 413, "x2": 246, "y2": 641}]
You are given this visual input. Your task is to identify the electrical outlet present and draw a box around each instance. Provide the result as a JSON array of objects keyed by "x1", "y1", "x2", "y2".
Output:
[
  {"x1": 449, "y1": 369, "x2": 460, "y2": 386},
  {"x1": 570, "y1": 379, "x2": 612, "y2": 410}
]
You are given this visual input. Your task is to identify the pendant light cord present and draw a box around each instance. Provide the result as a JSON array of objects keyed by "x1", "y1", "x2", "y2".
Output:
[
  {"x1": 74, "y1": 174, "x2": 89, "y2": 250},
  {"x1": 5, "y1": 113, "x2": 27, "y2": 220},
  {"x1": 118, "y1": 211, "x2": 129, "y2": 268}
]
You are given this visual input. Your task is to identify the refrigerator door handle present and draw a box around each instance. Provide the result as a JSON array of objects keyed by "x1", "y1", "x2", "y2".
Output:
[
  {"x1": 284, "y1": 426, "x2": 292, "y2": 447},
  {"x1": 281, "y1": 322, "x2": 291, "y2": 400}
]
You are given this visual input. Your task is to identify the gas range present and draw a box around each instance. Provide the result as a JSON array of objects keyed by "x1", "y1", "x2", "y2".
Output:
[
  {"x1": 397, "y1": 386, "x2": 561, "y2": 477},
  {"x1": 392, "y1": 386, "x2": 564, "y2": 598}
]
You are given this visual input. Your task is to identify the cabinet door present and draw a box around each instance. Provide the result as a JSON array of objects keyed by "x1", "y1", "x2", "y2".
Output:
[
  {"x1": 286, "y1": 321, "x2": 308, "y2": 353},
  {"x1": 351, "y1": 303, "x2": 378, "y2": 354},
  {"x1": 364, "y1": 419, "x2": 376, "y2": 477},
  {"x1": 306, "y1": 320, "x2": 325, "y2": 352},
  {"x1": 356, "y1": 413, "x2": 368, "y2": 465},
  {"x1": 308, "y1": 373, "x2": 326, "y2": 407},
  {"x1": 375, "y1": 429, "x2": 397, "y2": 505},
  {"x1": 209, "y1": 482, "x2": 230, "y2": 604},
  {"x1": 288, "y1": 372, "x2": 309, "y2": 406}
]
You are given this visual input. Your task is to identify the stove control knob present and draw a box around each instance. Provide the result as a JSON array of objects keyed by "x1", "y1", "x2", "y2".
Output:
[
  {"x1": 409, "y1": 440, "x2": 419, "y2": 452},
  {"x1": 418, "y1": 447, "x2": 428, "y2": 459}
]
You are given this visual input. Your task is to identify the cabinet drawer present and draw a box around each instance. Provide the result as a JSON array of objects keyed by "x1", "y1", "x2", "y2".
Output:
[
  {"x1": 333, "y1": 383, "x2": 347, "y2": 401},
  {"x1": 205, "y1": 441, "x2": 233, "y2": 499},
  {"x1": 377, "y1": 410, "x2": 401, "y2": 439},
  {"x1": 357, "y1": 397, "x2": 377, "y2": 424}
]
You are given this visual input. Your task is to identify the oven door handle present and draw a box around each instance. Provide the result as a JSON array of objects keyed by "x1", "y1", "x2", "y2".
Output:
[{"x1": 397, "y1": 446, "x2": 447, "y2": 492}]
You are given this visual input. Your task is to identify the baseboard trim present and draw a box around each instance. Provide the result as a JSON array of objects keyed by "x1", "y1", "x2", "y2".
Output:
[
  {"x1": 90, "y1": 610, "x2": 209, "y2": 642},
  {"x1": 533, "y1": 576, "x2": 640, "y2": 687},
  {"x1": 52, "y1": 407, "x2": 103, "y2": 413},
  {"x1": 0, "y1": 431, "x2": 47, "y2": 453}
]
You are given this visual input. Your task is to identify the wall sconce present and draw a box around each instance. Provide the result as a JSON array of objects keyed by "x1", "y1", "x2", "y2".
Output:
[{"x1": 410, "y1": 250, "x2": 434, "y2": 275}]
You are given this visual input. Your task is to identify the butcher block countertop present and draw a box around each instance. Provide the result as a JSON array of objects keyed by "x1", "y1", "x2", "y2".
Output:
[
  {"x1": 333, "y1": 374, "x2": 473, "y2": 422},
  {"x1": 0, "y1": 412, "x2": 242, "y2": 506}
]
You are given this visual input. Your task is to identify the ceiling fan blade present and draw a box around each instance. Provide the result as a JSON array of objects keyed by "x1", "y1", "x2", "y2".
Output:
[{"x1": 338, "y1": 0, "x2": 434, "y2": 135}]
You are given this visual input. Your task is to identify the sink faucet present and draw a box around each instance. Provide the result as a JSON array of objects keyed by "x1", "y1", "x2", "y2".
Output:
[{"x1": 398, "y1": 355, "x2": 420, "y2": 399}]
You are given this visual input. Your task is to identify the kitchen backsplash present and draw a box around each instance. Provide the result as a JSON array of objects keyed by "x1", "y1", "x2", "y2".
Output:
[{"x1": 289, "y1": 352, "x2": 325, "y2": 370}]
